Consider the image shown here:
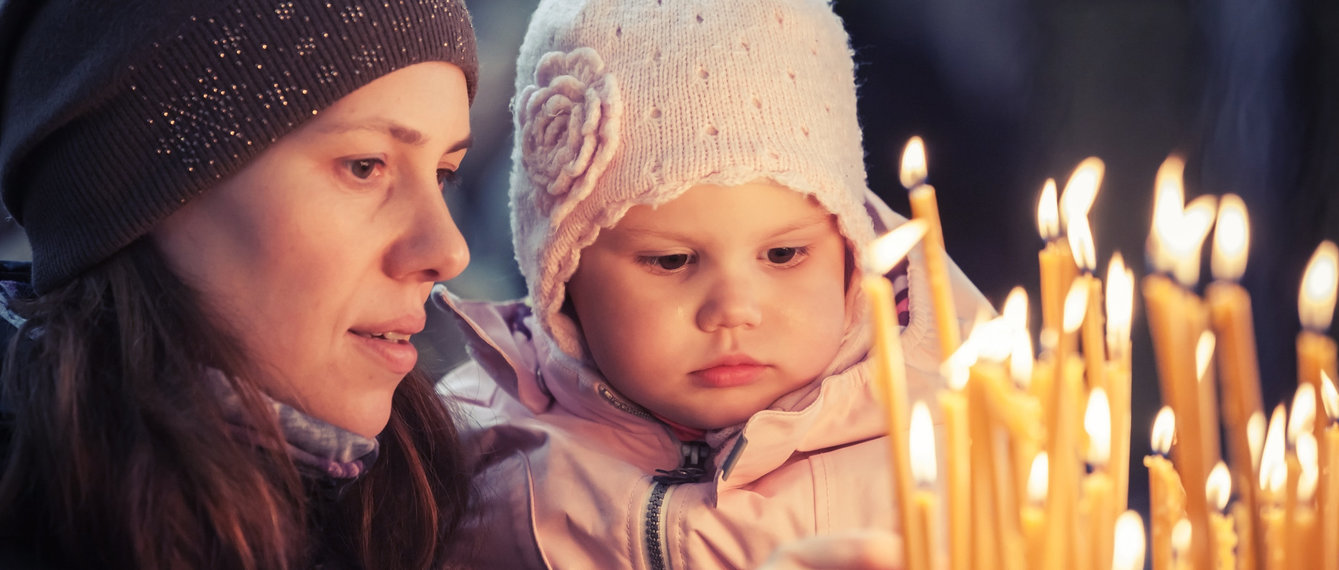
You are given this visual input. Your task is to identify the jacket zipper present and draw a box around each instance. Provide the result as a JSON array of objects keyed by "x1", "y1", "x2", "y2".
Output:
[{"x1": 643, "y1": 441, "x2": 711, "y2": 570}]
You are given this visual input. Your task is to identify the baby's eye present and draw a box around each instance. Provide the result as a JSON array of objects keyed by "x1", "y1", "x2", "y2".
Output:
[
  {"x1": 346, "y1": 158, "x2": 384, "y2": 180},
  {"x1": 767, "y1": 247, "x2": 801, "y2": 264},
  {"x1": 637, "y1": 253, "x2": 694, "y2": 272}
]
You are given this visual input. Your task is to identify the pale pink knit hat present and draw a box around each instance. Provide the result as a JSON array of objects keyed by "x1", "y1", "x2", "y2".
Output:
[{"x1": 510, "y1": 0, "x2": 876, "y2": 360}]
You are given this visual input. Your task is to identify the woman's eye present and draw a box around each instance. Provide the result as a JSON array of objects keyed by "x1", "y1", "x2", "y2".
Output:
[
  {"x1": 347, "y1": 158, "x2": 384, "y2": 180},
  {"x1": 437, "y1": 168, "x2": 459, "y2": 191},
  {"x1": 767, "y1": 247, "x2": 799, "y2": 264}
]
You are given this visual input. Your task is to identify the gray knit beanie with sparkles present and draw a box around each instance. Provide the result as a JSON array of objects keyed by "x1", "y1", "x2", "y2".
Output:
[{"x1": 0, "y1": 0, "x2": 477, "y2": 293}]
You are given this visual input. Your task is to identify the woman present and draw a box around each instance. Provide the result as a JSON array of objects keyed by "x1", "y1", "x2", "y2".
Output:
[{"x1": 0, "y1": 0, "x2": 478, "y2": 567}]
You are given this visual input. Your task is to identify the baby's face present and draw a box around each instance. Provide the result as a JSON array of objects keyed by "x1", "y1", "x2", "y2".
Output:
[{"x1": 567, "y1": 181, "x2": 849, "y2": 430}]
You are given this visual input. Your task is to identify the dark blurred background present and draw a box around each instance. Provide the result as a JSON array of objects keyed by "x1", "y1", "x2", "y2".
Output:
[{"x1": 4, "y1": 0, "x2": 1336, "y2": 554}]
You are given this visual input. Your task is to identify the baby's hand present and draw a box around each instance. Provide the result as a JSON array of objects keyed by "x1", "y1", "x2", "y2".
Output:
[{"x1": 757, "y1": 530, "x2": 902, "y2": 570}]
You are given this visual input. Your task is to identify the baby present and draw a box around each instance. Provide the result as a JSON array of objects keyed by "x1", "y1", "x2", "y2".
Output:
[{"x1": 437, "y1": 0, "x2": 988, "y2": 567}]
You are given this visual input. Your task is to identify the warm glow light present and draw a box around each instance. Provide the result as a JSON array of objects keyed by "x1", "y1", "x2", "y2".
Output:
[
  {"x1": 866, "y1": 220, "x2": 929, "y2": 275},
  {"x1": 1148, "y1": 155, "x2": 1186, "y2": 273},
  {"x1": 1248, "y1": 410, "x2": 1265, "y2": 473},
  {"x1": 1105, "y1": 253, "x2": 1133, "y2": 359},
  {"x1": 1002, "y1": 286, "x2": 1029, "y2": 332},
  {"x1": 1059, "y1": 156, "x2": 1105, "y2": 230},
  {"x1": 1111, "y1": 511, "x2": 1147, "y2": 570},
  {"x1": 1169, "y1": 195, "x2": 1218, "y2": 288},
  {"x1": 1299, "y1": 240, "x2": 1338, "y2": 332},
  {"x1": 1037, "y1": 178, "x2": 1060, "y2": 242},
  {"x1": 1195, "y1": 331, "x2": 1215, "y2": 384},
  {"x1": 1066, "y1": 215, "x2": 1098, "y2": 272},
  {"x1": 1322, "y1": 371, "x2": 1339, "y2": 422},
  {"x1": 1289, "y1": 383, "x2": 1317, "y2": 446},
  {"x1": 1010, "y1": 331, "x2": 1034, "y2": 389},
  {"x1": 1262, "y1": 404, "x2": 1287, "y2": 493},
  {"x1": 1063, "y1": 279, "x2": 1089, "y2": 334},
  {"x1": 909, "y1": 401, "x2": 937, "y2": 485},
  {"x1": 1152, "y1": 406, "x2": 1176, "y2": 456},
  {"x1": 1027, "y1": 451, "x2": 1049, "y2": 507},
  {"x1": 968, "y1": 316, "x2": 1014, "y2": 363},
  {"x1": 1206, "y1": 461, "x2": 1232, "y2": 512},
  {"x1": 1085, "y1": 387, "x2": 1112, "y2": 466},
  {"x1": 1211, "y1": 194, "x2": 1249, "y2": 282},
  {"x1": 1171, "y1": 518, "x2": 1192, "y2": 565},
  {"x1": 1298, "y1": 432, "x2": 1319, "y2": 502},
  {"x1": 942, "y1": 343, "x2": 974, "y2": 392},
  {"x1": 900, "y1": 136, "x2": 927, "y2": 189}
]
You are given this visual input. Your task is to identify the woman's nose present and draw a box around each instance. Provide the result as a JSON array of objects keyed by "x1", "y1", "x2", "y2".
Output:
[
  {"x1": 387, "y1": 177, "x2": 470, "y2": 283},
  {"x1": 695, "y1": 269, "x2": 763, "y2": 332}
]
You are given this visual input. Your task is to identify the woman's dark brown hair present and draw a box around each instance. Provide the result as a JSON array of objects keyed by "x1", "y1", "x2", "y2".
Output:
[{"x1": 0, "y1": 239, "x2": 471, "y2": 569}]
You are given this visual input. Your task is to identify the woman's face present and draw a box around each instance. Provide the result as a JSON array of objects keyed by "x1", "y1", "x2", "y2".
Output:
[{"x1": 154, "y1": 62, "x2": 471, "y2": 437}]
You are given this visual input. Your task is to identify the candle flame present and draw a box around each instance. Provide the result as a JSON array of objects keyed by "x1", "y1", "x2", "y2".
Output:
[
  {"x1": 1085, "y1": 387, "x2": 1112, "y2": 466},
  {"x1": 1002, "y1": 286, "x2": 1029, "y2": 332},
  {"x1": 1261, "y1": 404, "x2": 1287, "y2": 493},
  {"x1": 1027, "y1": 451, "x2": 1049, "y2": 507},
  {"x1": 1170, "y1": 195, "x2": 1218, "y2": 288},
  {"x1": 1066, "y1": 215, "x2": 1098, "y2": 272},
  {"x1": 866, "y1": 220, "x2": 928, "y2": 275},
  {"x1": 1111, "y1": 511, "x2": 1147, "y2": 570},
  {"x1": 899, "y1": 136, "x2": 927, "y2": 189},
  {"x1": 1151, "y1": 406, "x2": 1176, "y2": 455},
  {"x1": 968, "y1": 316, "x2": 1014, "y2": 362},
  {"x1": 1170, "y1": 518, "x2": 1192, "y2": 563},
  {"x1": 1210, "y1": 194, "x2": 1250, "y2": 282},
  {"x1": 1206, "y1": 461, "x2": 1232, "y2": 512},
  {"x1": 1322, "y1": 371, "x2": 1339, "y2": 422},
  {"x1": 1288, "y1": 382, "x2": 1317, "y2": 446},
  {"x1": 1010, "y1": 331, "x2": 1034, "y2": 389},
  {"x1": 1299, "y1": 240, "x2": 1338, "y2": 332},
  {"x1": 1297, "y1": 431, "x2": 1319, "y2": 502},
  {"x1": 1063, "y1": 278, "x2": 1089, "y2": 334},
  {"x1": 1059, "y1": 156, "x2": 1104, "y2": 230},
  {"x1": 1037, "y1": 178, "x2": 1060, "y2": 242},
  {"x1": 942, "y1": 343, "x2": 975, "y2": 391},
  {"x1": 909, "y1": 401, "x2": 937, "y2": 485},
  {"x1": 1195, "y1": 331, "x2": 1215, "y2": 385},
  {"x1": 1148, "y1": 155, "x2": 1186, "y2": 273},
  {"x1": 1248, "y1": 410, "x2": 1266, "y2": 475},
  {"x1": 1105, "y1": 253, "x2": 1133, "y2": 359}
]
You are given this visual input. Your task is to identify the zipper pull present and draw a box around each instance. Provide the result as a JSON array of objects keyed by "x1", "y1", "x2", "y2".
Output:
[{"x1": 652, "y1": 440, "x2": 712, "y2": 484}]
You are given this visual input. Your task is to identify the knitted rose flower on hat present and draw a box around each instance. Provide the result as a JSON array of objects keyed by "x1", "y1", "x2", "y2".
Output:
[{"x1": 515, "y1": 47, "x2": 622, "y2": 227}]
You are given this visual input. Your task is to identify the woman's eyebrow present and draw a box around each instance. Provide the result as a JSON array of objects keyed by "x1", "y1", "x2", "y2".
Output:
[{"x1": 314, "y1": 119, "x2": 471, "y2": 152}]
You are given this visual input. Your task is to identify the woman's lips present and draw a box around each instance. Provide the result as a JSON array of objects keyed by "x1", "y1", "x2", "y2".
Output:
[{"x1": 350, "y1": 330, "x2": 418, "y2": 375}]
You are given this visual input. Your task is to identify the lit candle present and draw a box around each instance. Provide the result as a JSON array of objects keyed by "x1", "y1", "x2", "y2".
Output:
[
  {"x1": 1111, "y1": 510, "x2": 1147, "y2": 570},
  {"x1": 1058, "y1": 159, "x2": 1107, "y2": 393},
  {"x1": 909, "y1": 401, "x2": 938, "y2": 570},
  {"x1": 901, "y1": 137, "x2": 960, "y2": 359},
  {"x1": 1259, "y1": 405, "x2": 1287, "y2": 570},
  {"x1": 1147, "y1": 407, "x2": 1187, "y2": 570},
  {"x1": 1143, "y1": 162, "x2": 1219, "y2": 570},
  {"x1": 940, "y1": 350, "x2": 972, "y2": 570},
  {"x1": 1171, "y1": 518, "x2": 1192, "y2": 570},
  {"x1": 1036, "y1": 178, "x2": 1073, "y2": 346},
  {"x1": 1023, "y1": 452, "x2": 1048, "y2": 567},
  {"x1": 1043, "y1": 287, "x2": 1087, "y2": 570},
  {"x1": 1105, "y1": 254, "x2": 1135, "y2": 515},
  {"x1": 1083, "y1": 387, "x2": 1114, "y2": 570},
  {"x1": 1206, "y1": 462, "x2": 1238, "y2": 570},
  {"x1": 1205, "y1": 193, "x2": 1264, "y2": 570},
  {"x1": 1287, "y1": 432, "x2": 1319, "y2": 570},
  {"x1": 1299, "y1": 241, "x2": 1339, "y2": 439},
  {"x1": 863, "y1": 220, "x2": 929, "y2": 570},
  {"x1": 1319, "y1": 372, "x2": 1339, "y2": 570}
]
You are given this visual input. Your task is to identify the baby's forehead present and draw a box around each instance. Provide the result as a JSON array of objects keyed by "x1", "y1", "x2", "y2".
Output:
[{"x1": 612, "y1": 180, "x2": 842, "y2": 233}]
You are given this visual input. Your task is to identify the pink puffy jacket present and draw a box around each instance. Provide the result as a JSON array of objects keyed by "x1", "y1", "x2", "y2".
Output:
[{"x1": 437, "y1": 197, "x2": 990, "y2": 569}]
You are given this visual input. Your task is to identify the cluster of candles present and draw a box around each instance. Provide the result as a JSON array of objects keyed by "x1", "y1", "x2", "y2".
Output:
[{"x1": 863, "y1": 137, "x2": 1339, "y2": 570}]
